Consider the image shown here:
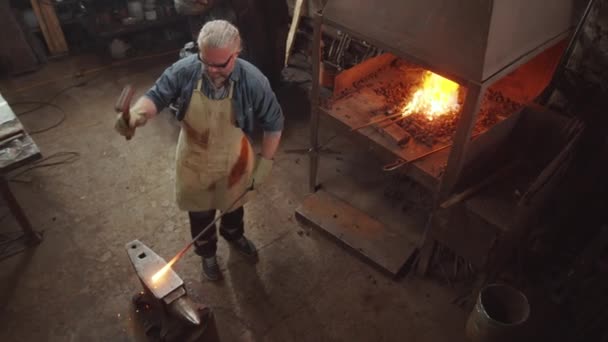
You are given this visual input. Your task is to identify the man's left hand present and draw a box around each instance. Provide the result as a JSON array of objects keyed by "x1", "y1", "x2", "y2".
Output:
[{"x1": 250, "y1": 157, "x2": 273, "y2": 189}]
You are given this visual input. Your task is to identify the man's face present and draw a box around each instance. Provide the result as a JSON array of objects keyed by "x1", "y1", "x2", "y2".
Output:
[{"x1": 200, "y1": 46, "x2": 238, "y2": 87}]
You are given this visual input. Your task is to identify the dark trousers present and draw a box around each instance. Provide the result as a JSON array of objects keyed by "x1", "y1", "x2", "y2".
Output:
[{"x1": 189, "y1": 206, "x2": 244, "y2": 258}]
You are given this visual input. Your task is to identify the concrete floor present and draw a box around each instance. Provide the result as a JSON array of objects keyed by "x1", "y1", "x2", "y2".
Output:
[{"x1": 0, "y1": 53, "x2": 468, "y2": 341}]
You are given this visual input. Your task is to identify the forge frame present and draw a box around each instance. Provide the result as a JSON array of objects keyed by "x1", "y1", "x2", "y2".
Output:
[
  {"x1": 308, "y1": 12, "x2": 570, "y2": 199},
  {"x1": 297, "y1": 2, "x2": 575, "y2": 276}
]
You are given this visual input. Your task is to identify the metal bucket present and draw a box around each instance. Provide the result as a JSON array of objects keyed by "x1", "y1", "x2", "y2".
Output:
[{"x1": 465, "y1": 284, "x2": 531, "y2": 342}]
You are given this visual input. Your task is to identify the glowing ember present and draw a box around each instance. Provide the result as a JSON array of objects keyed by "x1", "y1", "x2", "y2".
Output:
[
  {"x1": 151, "y1": 258, "x2": 177, "y2": 283},
  {"x1": 401, "y1": 71, "x2": 460, "y2": 121}
]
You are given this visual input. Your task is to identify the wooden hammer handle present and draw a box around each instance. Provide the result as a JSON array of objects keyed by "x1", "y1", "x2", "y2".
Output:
[{"x1": 115, "y1": 85, "x2": 135, "y2": 140}]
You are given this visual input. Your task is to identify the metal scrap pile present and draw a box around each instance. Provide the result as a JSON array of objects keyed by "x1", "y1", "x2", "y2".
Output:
[{"x1": 330, "y1": 58, "x2": 524, "y2": 147}]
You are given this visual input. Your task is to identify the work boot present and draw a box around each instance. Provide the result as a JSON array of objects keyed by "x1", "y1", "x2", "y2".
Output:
[
  {"x1": 229, "y1": 236, "x2": 258, "y2": 259},
  {"x1": 202, "y1": 256, "x2": 221, "y2": 281}
]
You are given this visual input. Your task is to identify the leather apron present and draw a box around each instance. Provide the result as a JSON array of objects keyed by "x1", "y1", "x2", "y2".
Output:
[{"x1": 175, "y1": 79, "x2": 254, "y2": 212}]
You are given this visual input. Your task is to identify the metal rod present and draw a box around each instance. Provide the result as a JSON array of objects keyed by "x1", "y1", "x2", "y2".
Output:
[
  {"x1": 0, "y1": 132, "x2": 24, "y2": 148},
  {"x1": 350, "y1": 112, "x2": 404, "y2": 131},
  {"x1": 309, "y1": 12, "x2": 323, "y2": 192},
  {"x1": 415, "y1": 131, "x2": 483, "y2": 161},
  {"x1": 383, "y1": 131, "x2": 484, "y2": 172},
  {"x1": 162, "y1": 187, "x2": 251, "y2": 269},
  {"x1": 328, "y1": 38, "x2": 336, "y2": 60},
  {"x1": 537, "y1": 0, "x2": 597, "y2": 105}
]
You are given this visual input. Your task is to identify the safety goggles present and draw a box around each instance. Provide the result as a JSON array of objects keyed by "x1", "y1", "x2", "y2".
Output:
[{"x1": 198, "y1": 53, "x2": 235, "y2": 69}]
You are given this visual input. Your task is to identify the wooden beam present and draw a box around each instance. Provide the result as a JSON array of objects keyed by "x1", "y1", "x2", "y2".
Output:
[
  {"x1": 285, "y1": 0, "x2": 304, "y2": 67},
  {"x1": 30, "y1": 0, "x2": 68, "y2": 56}
]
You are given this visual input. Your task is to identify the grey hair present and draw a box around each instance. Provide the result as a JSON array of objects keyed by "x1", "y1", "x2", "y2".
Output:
[{"x1": 197, "y1": 20, "x2": 242, "y2": 52}]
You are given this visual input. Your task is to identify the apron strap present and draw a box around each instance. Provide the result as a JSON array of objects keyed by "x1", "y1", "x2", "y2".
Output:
[{"x1": 228, "y1": 81, "x2": 235, "y2": 99}]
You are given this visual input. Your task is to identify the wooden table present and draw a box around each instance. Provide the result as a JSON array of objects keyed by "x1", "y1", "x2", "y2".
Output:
[{"x1": 0, "y1": 93, "x2": 43, "y2": 247}]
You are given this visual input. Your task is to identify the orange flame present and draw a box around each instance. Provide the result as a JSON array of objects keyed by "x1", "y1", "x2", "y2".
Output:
[
  {"x1": 151, "y1": 258, "x2": 177, "y2": 283},
  {"x1": 402, "y1": 71, "x2": 460, "y2": 120}
]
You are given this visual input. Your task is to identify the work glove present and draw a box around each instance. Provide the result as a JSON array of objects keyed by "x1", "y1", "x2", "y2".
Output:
[
  {"x1": 250, "y1": 156, "x2": 273, "y2": 189},
  {"x1": 114, "y1": 107, "x2": 148, "y2": 138}
]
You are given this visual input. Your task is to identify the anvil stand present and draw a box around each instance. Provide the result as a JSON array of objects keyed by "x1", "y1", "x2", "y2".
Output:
[
  {"x1": 130, "y1": 291, "x2": 219, "y2": 342},
  {"x1": 0, "y1": 176, "x2": 43, "y2": 261}
]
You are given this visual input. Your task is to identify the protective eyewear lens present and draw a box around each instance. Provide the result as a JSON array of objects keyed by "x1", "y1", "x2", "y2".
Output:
[{"x1": 200, "y1": 54, "x2": 234, "y2": 69}]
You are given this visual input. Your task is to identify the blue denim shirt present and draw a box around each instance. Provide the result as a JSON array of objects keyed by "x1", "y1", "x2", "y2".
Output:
[{"x1": 144, "y1": 55, "x2": 284, "y2": 134}]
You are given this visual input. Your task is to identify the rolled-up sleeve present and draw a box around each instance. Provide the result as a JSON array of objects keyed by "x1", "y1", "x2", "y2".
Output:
[
  {"x1": 144, "y1": 64, "x2": 180, "y2": 112},
  {"x1": 253, "y1": 77, "x2": 284, "y2": 132}
]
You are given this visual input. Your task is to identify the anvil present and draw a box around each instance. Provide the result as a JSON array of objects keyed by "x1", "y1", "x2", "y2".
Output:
[{"x1": 126, "y1": 239, "x2": 202, "y2": 325}]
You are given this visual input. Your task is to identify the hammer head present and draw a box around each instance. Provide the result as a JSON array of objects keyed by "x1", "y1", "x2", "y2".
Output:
[
  {"x1": 126, "y1": 240, "x2": 201, "y2": 325},
  {"x1": 115, "y1": 85, "x2": 135, "y2": 114}
]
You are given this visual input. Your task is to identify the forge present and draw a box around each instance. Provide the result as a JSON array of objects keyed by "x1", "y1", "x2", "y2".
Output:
[{"x1": 297, "y1": 0, "x2": 584, "y2": 276}]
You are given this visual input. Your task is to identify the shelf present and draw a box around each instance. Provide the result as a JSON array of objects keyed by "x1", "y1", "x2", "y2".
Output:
[
  {"x1": 29, "y1": 17, "x2": 80, "y2": 33},
  {"x1": 320, "y1": 106, "x2": 450, "y2": 192},
  {"x1": 96, "y1": 16, "x2": 183, "y2": 38},
  {"x1": 296, "y1": 189, "x2": 420, "y2": 276}
]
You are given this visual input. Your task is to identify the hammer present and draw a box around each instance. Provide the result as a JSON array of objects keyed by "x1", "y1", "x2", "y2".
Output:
[{"x1": 115, "y1": 85, "x2": 135, "y2": 140}]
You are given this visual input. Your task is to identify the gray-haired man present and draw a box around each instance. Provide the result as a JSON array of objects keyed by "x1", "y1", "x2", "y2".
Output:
[{"x1": 115, "y1": 20, "x2": 284, "y2": 281}]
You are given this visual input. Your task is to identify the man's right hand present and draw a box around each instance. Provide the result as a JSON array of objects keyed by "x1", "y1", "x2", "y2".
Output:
[
  {"x1": 114, "y1": 113, "x2": 134, "y2": 138},
  {"x1": 114, "y1": 110, "x2": 147, "y2": 138}
]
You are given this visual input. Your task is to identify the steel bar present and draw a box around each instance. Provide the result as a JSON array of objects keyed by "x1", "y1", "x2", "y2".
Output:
[
  {"x1": 438, "y1": 83, "x2": 484, "y2": 199},
  {"x1": 162, "y1": 188, "x2": 251, "y2": 272},
  {"x1": 309, "y1": 12, "x2": 323, "y2": 192},
  {"x1": 0, "y1": 132, "x2": 24, "y2": 148},
  {"x1": 350, "y1": 112, "x2": 404, "y2": 131},
  {"x1": 382, "y1": 131, "x2": 484, "y2": 172}
]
